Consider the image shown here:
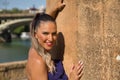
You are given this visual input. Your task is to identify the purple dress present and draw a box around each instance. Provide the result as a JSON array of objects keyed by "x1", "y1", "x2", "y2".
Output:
[{"x1": 48, "y1": 60, "x2": 68, "y2": 80}]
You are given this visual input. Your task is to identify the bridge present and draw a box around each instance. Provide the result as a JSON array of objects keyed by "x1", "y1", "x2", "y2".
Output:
[
  {"x1": 0, "y1": 13, "x2": 34, "y2": 42},
  {"x1": 0, "y1": 18, "x2": 32, "y2": 31},
  {"x1": 0, "y1": 13, "x2": 34, "y2": 24}
]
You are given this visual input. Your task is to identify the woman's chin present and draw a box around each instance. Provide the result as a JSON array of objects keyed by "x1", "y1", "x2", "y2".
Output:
[{"x1": 45, "y1": 48, "x2": 52, "y2": 52}]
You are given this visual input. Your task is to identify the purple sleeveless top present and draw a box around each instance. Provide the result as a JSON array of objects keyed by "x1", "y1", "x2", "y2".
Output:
[{"x1": 48, "y1": 60, "x2": 68, "y2": 80}]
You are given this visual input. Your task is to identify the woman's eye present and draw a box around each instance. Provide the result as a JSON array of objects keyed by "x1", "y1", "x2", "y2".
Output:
[
  {"x1": 42, "y1": 32, "x2": 49, "y2": 35},
  {"x1": 52, "y1": 32, "x2": 57, "y2": 36}
]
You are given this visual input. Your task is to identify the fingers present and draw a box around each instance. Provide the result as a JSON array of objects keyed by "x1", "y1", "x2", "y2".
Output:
[
  {"x1": 69, "y1": 61, "x2": 84, "y2": 80},
  {"x1": 70, "y1": 63, "x2": 75, "y2": 73},
  {"x1": 78, "y1": 71, "x2": 84, "y2": 80},
  {"x1": 77, "y1": 65, "x2": 83, "y2": 75},
  {"x1": 61, "y1": 0, "x2": 64, "y2": 3},
  {"x1": 57, "y1": 0, "x2": 66, "y2": 11},
  {"x1": 72, "y1": 63, "x2": 75, "y2": 70},
  {"x1": 76, "y1": 61, "x2": 83, "y2": 75},
  {"x1": 76, "y1": 61, "x2": 84, "y2": 80},
  {"x1": 58, "y1": 3, "x2": 65, "y2": 12}
]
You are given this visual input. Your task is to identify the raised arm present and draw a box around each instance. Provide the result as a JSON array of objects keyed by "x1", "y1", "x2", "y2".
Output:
[{"x1": 46, "y1": 0, "x2": 65, "y2": 19}]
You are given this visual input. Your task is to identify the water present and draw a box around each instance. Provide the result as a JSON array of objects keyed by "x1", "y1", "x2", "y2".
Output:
[{"x1": 0, "y1": 38, "x2": 31, "y2": 63}]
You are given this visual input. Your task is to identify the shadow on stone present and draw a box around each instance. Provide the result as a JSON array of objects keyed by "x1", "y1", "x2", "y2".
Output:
[{"x1": 51, "y1": 32, "x2": 65, "y2": 61}]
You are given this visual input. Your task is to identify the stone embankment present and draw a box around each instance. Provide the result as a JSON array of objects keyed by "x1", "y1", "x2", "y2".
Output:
[{"x1": 0, "y1": 60, "x2": 27, "y2": 80}]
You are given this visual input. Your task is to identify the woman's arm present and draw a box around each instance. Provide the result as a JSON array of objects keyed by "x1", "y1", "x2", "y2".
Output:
[{"x1": 46, "y1": 0, "x2": 65, "y2": 19}]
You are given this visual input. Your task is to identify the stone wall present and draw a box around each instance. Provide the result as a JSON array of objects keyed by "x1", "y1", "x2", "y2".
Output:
[
  {"x1": 46, "y1": 0, "x2": 120, "y2": 80},
  {"x1": 0, "y1": 61, "x2": 27, "y2": 80}
]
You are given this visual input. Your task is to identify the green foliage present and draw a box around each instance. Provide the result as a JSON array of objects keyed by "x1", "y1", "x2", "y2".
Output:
[
  {"x1": 11, "y1": 8, "x2": 22, "y2": 13},
  {"x1": 0, "y1": 8, "x2": 22, "y2": 13},
  {"x1": 13, "y1": 26, "x2": 24, "y2": 34}
]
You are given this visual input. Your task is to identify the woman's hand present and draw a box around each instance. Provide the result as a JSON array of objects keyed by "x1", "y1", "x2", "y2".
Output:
[
  {"x1": 55, "y1": 0, "x2": 66, "y2": 12},
  {"x1": 69, "y1": 61, "x2": 84, "y2": 80},
  {"x1": 46, "y1": 0, "x2": 66, "y2": 19}
]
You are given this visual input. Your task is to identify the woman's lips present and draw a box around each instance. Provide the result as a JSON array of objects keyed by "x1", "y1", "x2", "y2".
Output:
[{"x1": 46, "y1": 42, "x2": 53, "y2": 46}]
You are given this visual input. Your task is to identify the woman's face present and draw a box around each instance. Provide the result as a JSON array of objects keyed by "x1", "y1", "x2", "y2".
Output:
[{"x1": 35, "y1": 21, "x2": 57, "y2": 51}]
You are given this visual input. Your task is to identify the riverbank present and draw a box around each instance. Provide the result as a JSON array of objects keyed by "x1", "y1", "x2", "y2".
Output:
[{"x1": 0, "y1": 60, "x2": 27, "y2": 80}]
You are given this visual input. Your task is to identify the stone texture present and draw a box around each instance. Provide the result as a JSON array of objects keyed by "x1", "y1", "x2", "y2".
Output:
[
  {"x1": 47, "y1": 0, "x2": 120, "y2": 80},
  {"x1": 47, "y1": 0, "x2": 80, "y2": 75},
  {"x1": 0, "y1": 61, "x2": 27, "y2": 80}
]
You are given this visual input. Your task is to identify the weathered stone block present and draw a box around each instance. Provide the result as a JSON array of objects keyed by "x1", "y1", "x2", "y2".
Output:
[
  {"x1": 0, "y1": 61, "x2": 27, "y2": 80},
  {"x1": 47, "y1": 0, "x2": 120, "y2": 80}
]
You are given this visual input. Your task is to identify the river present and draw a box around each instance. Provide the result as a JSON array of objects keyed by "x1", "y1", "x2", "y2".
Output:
[{"x1": 0, "y1": 38, "x2": 31, "y2": 63}]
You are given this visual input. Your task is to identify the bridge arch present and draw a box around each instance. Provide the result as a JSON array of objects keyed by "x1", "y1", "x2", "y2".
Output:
[
  {"x1": 0, "y1": 18, "x2": 32, "y2": 42},
  {"x1": 0, "y1": 18, "x2": 32, "y2": 31}
]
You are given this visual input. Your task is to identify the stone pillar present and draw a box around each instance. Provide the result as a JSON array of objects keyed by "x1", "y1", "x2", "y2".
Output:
[
  {"x1": 46, "y1": 0, "x2": 79, "y2": 74},
  {"x1": 46, "y1": 0, "x2": 120, "y2": 80}
]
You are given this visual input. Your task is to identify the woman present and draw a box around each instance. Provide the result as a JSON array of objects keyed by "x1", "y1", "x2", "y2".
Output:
[{"x1": 26, "y1": 1, "x2": 83, "y2": 80}]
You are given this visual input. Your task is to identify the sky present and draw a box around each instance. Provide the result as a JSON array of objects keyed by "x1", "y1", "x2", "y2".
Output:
[{"x1": 0, "y1": 0, "x2": 46, "y2": 10}]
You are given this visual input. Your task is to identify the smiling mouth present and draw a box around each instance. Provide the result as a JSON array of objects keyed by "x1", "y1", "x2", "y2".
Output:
[{"x1": 46, "y1": 42, "x2": 54, "y2": 47}]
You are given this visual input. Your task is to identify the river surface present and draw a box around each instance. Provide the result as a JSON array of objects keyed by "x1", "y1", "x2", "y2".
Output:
[{"x1": 0, "y1": 38, "x2": 31, "y2": 63}]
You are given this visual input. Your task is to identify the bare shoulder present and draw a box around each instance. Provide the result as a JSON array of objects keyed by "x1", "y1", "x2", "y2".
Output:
[
  {"x1": 28, "y1": 47, "x2": 45, "y2": 62},
  {"x1": 26, "y1": 47, "x2": 48, "y2": 80},
  {"x1": 27, "y1": 47, "x2": 45, "y2": 65}
]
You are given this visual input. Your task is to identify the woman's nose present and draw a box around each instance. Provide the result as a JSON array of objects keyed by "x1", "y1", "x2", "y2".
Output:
[{"x1": 48, "y1": 34, "x2": 53, "y2": 41}]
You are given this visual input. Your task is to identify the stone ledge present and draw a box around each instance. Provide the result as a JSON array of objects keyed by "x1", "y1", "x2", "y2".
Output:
[
  {"x1": 0, "y1": 60, "x2": 27, "y2": 80},
  {"x1": 0, "y1": 60, "x2": 27, "y2": 71}
]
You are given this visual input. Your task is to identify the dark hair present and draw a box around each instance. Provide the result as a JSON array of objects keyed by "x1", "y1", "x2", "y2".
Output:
[{"x1": 31, "y1": 13, "x2": 56, "y2": 31}]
